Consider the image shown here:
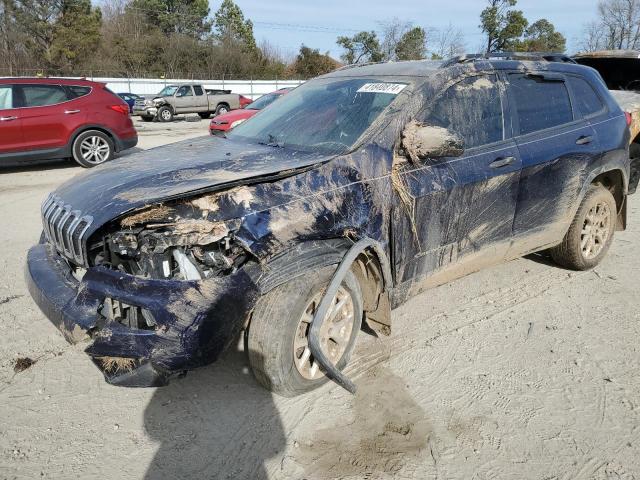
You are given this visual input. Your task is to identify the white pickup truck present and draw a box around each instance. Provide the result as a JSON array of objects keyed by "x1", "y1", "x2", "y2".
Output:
[{"x1": 132, "y1": 84, "x2": 249, "y2": 122}]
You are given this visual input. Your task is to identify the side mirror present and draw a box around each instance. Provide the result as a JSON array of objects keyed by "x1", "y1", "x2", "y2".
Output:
[
  {"x1": 175, "y1": 92, "x2": 183, "y2": 97},
  {"x1": 401, "y1": 121, "x2": 464, "y2": 161}
]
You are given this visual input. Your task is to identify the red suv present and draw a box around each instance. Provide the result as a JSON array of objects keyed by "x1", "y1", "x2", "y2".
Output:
[{"x1": 0, "y1": 78, "x2": 138, "y2": 168}]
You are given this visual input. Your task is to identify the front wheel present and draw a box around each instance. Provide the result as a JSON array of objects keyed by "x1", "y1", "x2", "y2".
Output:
[
  {"x1": 247, "y1": 266, "x2": 363, "y2": 397},
  {"x1": 157, "y1": 106, "x2": 173, "y2": 122},
  {"x1": 550, "y1": 184, "x2": 617, "y2": 270},
  {"x1": 215, "y1": 104, "x2": 229, "y2": 116},
  {"x1": 71, "y1": 130, "x2": 114, "y2": 168}
]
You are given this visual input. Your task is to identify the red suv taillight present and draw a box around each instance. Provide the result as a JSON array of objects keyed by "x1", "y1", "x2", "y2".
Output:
[
  {"x1": 625, "y1": 111, "x2": 633, "y2": 126},
  {"x1": 109, "y1": 104, "x2": 129, "y2": 115}
]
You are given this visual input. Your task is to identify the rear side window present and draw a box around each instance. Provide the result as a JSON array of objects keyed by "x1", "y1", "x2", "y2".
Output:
[
  {"x1": 0, "y1": 86, "x2": 12, "y2": 109},
  {"x1": 21, "y1": 84, "x2": 68, "y2": 107},
  {"x1": 509, "y1": 74, "x2": 573, "y2": 135},
  {"x1": 567, "y1": 76, "x2": 605, "y2": 118},
  {"x1": 421, "y1": 74, "x2": 504, "y2": 149},
  {"x1": 193, "y1": 85, "x2": 204, "y2": 96},
  {"x1": 67, "y1": 86, "x2": 91, "y2": 100}
]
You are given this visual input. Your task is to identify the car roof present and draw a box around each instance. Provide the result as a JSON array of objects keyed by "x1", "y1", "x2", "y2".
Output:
[
  {"x1": 0, "y1": 77, "x2": 102, "y2": 86},
  {"x1": 321, "y1": 57, "x2": 599, "y2": 81}
]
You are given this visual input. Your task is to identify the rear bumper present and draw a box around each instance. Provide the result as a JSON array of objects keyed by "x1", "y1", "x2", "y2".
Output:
[
  {"x1": 25, "y1": 242, "x2": 259, "y2": 387},
  {"x1": 115, "y1": 134, "x2": 138, "y2": 152}
]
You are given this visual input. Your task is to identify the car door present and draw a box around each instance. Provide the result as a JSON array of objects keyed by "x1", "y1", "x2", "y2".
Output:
[
  {"x1": 173, "y1": 85, "x2": 194, "y2": 113},
  {"x1": 393, "y1": 73, "x2": 523, "y2": 284},
  {"x1": 14, "y1": 83, "x2": 80, "y2": 151},
  {"x1": 506, "y1": 72, "x2": 602, "y2": 255},
  {"x1": 0, "y1": 84, "x2": 25, "y2": 153}
]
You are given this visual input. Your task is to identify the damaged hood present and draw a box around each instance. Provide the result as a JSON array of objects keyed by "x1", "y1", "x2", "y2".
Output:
[{"x1": 53, "y1": 135, "x2": 332, "y2": 233}]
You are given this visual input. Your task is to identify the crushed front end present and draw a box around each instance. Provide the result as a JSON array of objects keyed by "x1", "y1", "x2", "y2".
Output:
[{"x1": 25, "y1": 193, "x2": 261, "y2": 387}]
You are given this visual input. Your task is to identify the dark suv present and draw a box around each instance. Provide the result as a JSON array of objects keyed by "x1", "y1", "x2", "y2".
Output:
[
  {"x1": 0, "y1": 78, "x2": 138, "y2": 167},
  {"x1": 25, "y1": 57, "x2": 634, "y2": 396}
]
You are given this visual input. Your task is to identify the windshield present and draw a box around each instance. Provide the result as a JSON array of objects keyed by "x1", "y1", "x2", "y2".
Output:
[
  {"x1": 229, "y1": 78, "x2": 406, "y2": 154},
  {"x1": 247, "y1": 92, "x2": 282, "y2": 110},
  {"x1": 158, "y1": 86, "x2": 178, "y2": 96}
]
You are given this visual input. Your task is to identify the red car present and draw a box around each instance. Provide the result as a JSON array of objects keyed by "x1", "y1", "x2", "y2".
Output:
[
  {"x1": 0, "y1": 78, "x2": 138, "y2": 168},
  {"x1": 209, "y1": 88, "x2": 290, "y2": 136}
]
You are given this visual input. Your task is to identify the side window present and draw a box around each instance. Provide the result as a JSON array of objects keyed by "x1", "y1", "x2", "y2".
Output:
[
  {"x1": 21, "y1": 84, "x2": 68, "y2": 107},
  {"x1": 177, "y1": 86, "x2": 193, "y2": 97},
  {"x1": 193, "y1": 85, "x2": 204, "y2": 96},
  {"x1": 421, "y1": 75, "x2": 504, "y2": 149},
  {"x1": 66, "y1": 86, "x2": 91, "y2": 100},
  {"x1": 509, "y1": 74, "x2": 573, "y2": 135},
  {"x1": 567, "y1": 76, "x2": 605, "y2": 118},
  {"x1": 0, "y1": 85, "x2": 13, "y2": 109}
]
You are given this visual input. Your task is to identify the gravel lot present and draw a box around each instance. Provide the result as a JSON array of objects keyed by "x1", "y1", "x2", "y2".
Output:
[{"x1": 1, "y1": 118, "x2": 639, "y2": 479}]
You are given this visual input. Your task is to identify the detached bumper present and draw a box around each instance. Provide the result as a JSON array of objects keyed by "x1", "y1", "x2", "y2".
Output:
[{"x1": 25, "y1": 243, "x2": 259, "y2": 387}]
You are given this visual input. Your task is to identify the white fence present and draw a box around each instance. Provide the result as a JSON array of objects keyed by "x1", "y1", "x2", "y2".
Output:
[{"x1": 89, "y1": 77, "x2": 305, "y2": 99}]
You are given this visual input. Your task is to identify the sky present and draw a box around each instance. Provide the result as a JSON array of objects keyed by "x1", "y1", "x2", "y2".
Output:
[{"x1": 211, "y1": 0, "x2": 601, "y2": 59}]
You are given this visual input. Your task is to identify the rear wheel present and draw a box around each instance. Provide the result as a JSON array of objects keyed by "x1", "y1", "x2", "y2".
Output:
[
  {"x1": 215, "y1": 103, "x2": 229, "y2": 116},
  {"x1": 71, "y1": 130, "x2": 114, "y2": 168},
  {"x1": 247, "y1": 266, "x2": 362, "y2": 397},
  {"x1": 157, "y1": 106, "x2": 173, "y2": 122},
  {"x1": 550, "y1": 185, "x2": 616, "y2": 270}
]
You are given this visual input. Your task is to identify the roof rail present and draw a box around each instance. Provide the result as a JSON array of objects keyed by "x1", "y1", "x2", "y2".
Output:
[{"x1": 440, "y1": 52, "x2": 576, "y2": 68}]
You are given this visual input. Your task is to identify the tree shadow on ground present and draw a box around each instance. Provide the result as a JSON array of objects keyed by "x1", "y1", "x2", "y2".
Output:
[{"x1": 143, "y1": 342, "x2": 286, "y2": 480}]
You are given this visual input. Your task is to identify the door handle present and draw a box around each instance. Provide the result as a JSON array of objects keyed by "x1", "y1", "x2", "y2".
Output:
[
  {"x1": 489, "y1": 156, "x2": 515, "y2": 168},
  {"x1": 64, "y1": 109, "x2": 81, "y2": 114},
  {"x1": 0, "y1": 116, "x2": 17, "y2": 121},
  {"x1": 576, "y1": 135, "x2": 593, "y2": 145}
]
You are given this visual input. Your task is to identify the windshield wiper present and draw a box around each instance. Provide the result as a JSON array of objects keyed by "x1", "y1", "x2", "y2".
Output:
[{"x1": 258, "y1": 133, "x2": 285, "y2": 148}]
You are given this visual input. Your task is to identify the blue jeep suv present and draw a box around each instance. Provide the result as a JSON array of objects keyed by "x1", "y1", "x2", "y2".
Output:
[{"x1": 26, "y1": 55, "x2": 636, "y2": 396}]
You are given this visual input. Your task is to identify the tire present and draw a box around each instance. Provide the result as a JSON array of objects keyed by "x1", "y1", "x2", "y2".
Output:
[
  {"x1": 247, "y1": 266, "x2": 363, "y2": 397},
  {"x1": 550, "y1": 184, "x2": 617, "y2": 270},
  {"x1": 157, "y1": 106, "x2": 173, "y2": 122},
  {"x1": 71, "y1": 130, "x2": 114, "y2": 168},
  {"x1": 198, "y1": 112, "x2": 211, "y2": 119},
  {"x1": 215, "y1": 103, "x2": 230, "y2": 116},
  {"x1": 140, "y1": 115, "x2": 154, "y2": 122}
]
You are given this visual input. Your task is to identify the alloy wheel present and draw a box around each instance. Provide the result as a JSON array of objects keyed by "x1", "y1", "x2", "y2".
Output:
[
  {"x1": 79, "y1": 136, "x2": 110, "y2": 165},
  {"x1": 293, "y1": 286, "x2": 355, "y2": 380},
  {"x1": 581, "y1": 201, "x2": 611, "y2": 259}
]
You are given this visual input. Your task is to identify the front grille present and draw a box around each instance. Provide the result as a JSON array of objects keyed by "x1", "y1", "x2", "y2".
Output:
[{"x1": 41, "y1": 194, "x2": 93, "y2": 266}]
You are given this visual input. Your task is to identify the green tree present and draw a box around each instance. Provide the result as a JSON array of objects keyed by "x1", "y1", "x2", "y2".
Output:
[
  {"x1": 213, "y1": 0, "x2": 256, "y2": 50},
  {"x1": 51, "y1": 0, "x2": 102, "y2": 73},
  {"x1": 336, "y1": 31, "x2": 383, "y2": 64},
  {"x1": 291, "y1": 45, "x2": 337, "y2": 78},
  {"x1": 6, "y1": 0, "x2": 61, "y2": 68},
  {"x1": 516, "y1": 19, "x2": 566, "y2": 52},
  {"x1": 395, "y1": 26, "x2": 426, "y2": 60},
  {"x1": 129, "y1": 0, "x2": 211, "y2": 38},
  {"x1": 480, "y1": 0, "x2": 528, "y2": 52}
]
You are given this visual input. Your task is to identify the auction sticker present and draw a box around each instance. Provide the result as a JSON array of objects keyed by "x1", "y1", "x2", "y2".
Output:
[{"x1": 357, "y1": 83, "x2": 408, "y2": 94}]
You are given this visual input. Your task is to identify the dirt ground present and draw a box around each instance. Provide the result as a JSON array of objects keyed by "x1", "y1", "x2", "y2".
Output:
[{"x1": 1, "y1": 118, "x2": 639, "y2": 479}]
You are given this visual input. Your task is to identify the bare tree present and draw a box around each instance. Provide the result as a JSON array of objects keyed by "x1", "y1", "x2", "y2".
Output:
[
  {"x1": 581, "y1": 0, "x2": 640, "y2": 51},
  {"x1": 431, "y1": 23, "x2": 466, "y2": 59}
]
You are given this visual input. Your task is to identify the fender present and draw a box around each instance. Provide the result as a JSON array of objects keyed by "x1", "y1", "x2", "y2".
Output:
[
  {"x1": 256, "y1": 237, "x2": 393, "y2": 294},
  {"x1": 65, "y1": 123, "x2": 123, "y2": 155}
]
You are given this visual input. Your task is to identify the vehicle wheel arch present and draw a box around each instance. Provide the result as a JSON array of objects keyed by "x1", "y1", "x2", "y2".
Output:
[
  {"x1": 591, "y1": 168, "x2": 626, "y2": 230},
  {"x1": 252, "y1": 236, "x2": 393, "y2": 335},
  {"x1": 215, "y1": 102, "x2": 230, "y2": 114},
  {"x1": 67, "y1": 124, "x2": 118, "y2": 155}
]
